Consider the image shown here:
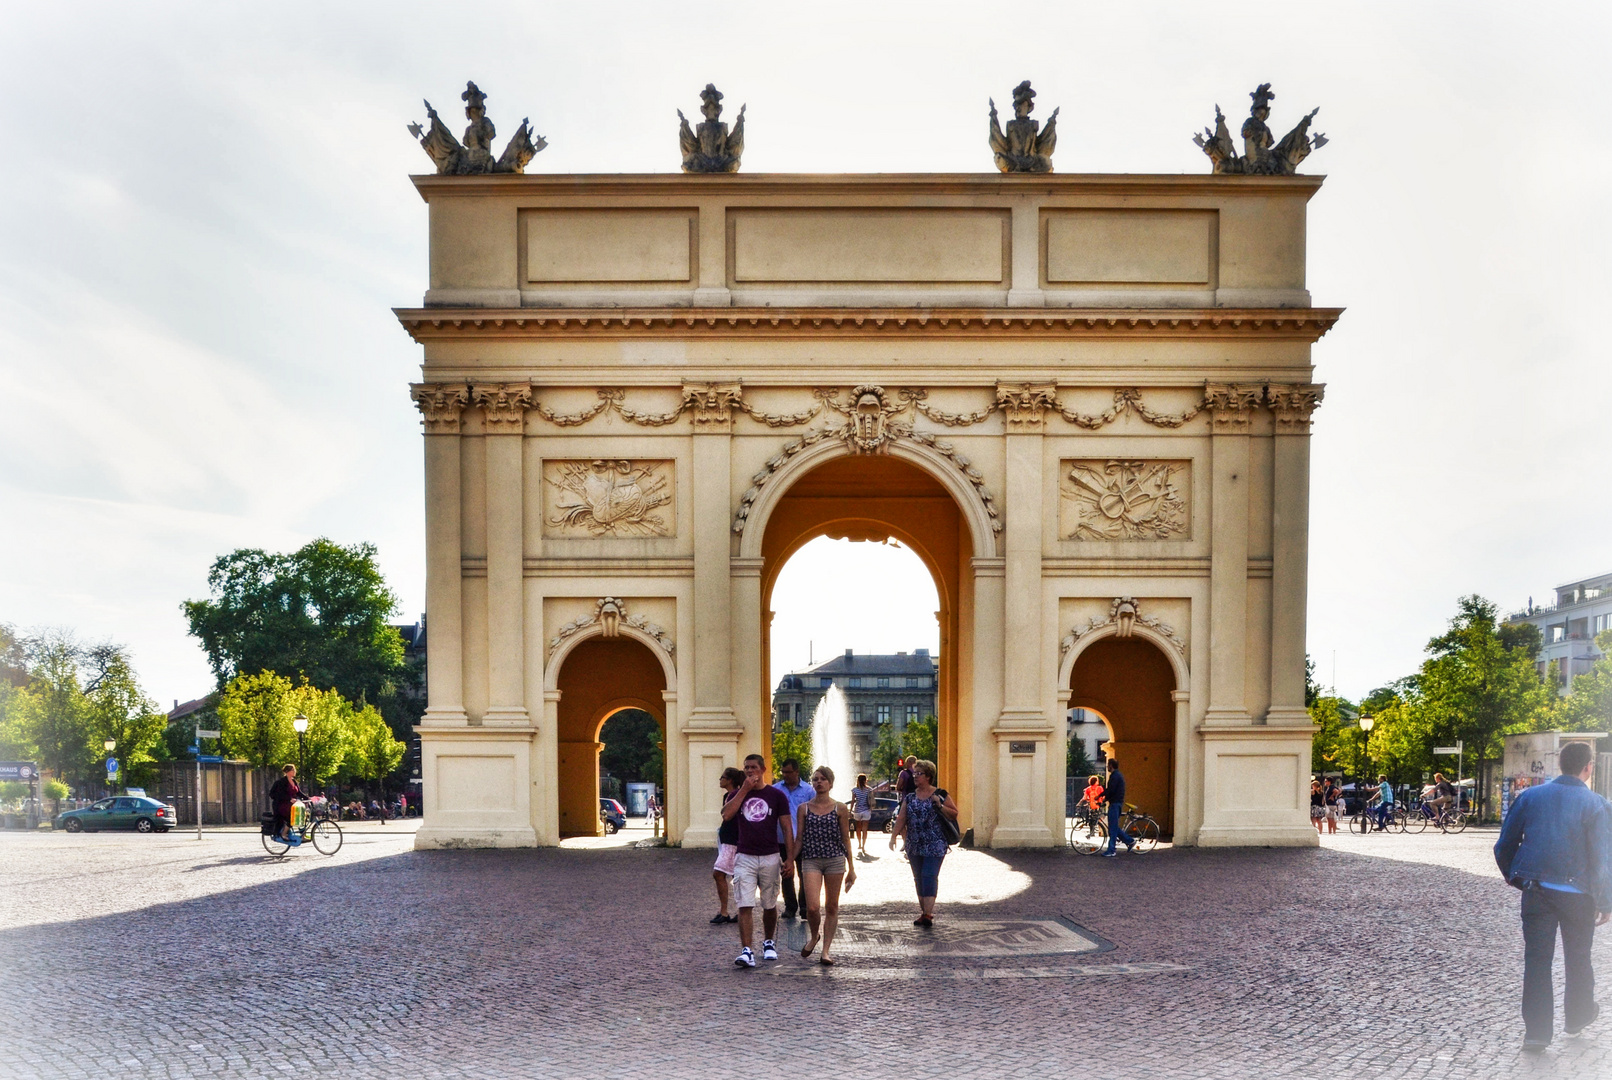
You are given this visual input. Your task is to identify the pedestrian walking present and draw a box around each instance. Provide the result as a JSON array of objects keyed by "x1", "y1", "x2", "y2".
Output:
[
  {"x1": 1310, "y1": 779, "x2": 1326, "y2": 834},
  {"x1": 1324, "y1": 778, "x2": 1342, "y2": 835},
  {"x1": 710, "y1": 766, "x2": 745, "y2": 924},
  {"x1": 889, "y1": 758, "x2": 957, "y2": 927},
  {"x1": 1494, "y1": 740, "x2": 1612, "y2": 1051},
  {"x1": 849, "y1": 773, "x2": 874, "y2": 856},
  {"x1": 1101, "y1": 758, "x2": 1135, "y2": 856},
  {"x1": 721, "y1": 754, "x2": 795, "y2": 968},
  {"x1": 772, "y1": 758, "x2": 815, "y2": 919},
  {"x1": 793, "y1": 766, "x2": 856, "y2": 964}
]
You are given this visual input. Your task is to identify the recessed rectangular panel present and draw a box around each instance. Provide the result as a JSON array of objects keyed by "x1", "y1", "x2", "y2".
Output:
[
  {"x1": 542, "y1": 459, "x2": 675, "y2": 538},
  {"x1": 732, "y1": 209, "x2": 1006, "y2": 283},
  {"x1": 1060, "y1": 460, "x2": 1191, "y2": 541},
  {"x1": 1045, "y1": 210, "x2": 1213, "y2": 284},
  {"x1": 1215, "y1": 754, "x2": 1298, "y2": 811},
  {"x1": 525, "y1": 210, "x2": 693, "y2": 282},
  {"x1": 436, "y1": 755, "x2": 517, "y2": 813}
]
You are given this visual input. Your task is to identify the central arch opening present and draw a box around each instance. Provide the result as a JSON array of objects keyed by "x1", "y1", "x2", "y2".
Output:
[
  {"x1": 555, "y1": 635, "x2": 667, "y2": 839},
  {"x1": 758, "y1": 454, "x2": 975, "y2": 820},
  {"x1": 1069, "y1": 636, "x2": 1177, "y2": 838}
]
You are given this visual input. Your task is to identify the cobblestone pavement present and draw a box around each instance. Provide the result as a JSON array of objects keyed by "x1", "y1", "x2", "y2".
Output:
[{"x1": 2, "y1": 823, "x2": 1607, "y2": 1079}]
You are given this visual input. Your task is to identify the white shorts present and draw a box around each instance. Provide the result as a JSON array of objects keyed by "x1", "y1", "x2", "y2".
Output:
[
  {"x1": 852, "y1": 811, "x2": 872, "y2": 822},
  {"x1": 713, "y1": 843, "x2": 738, "y2": 875},
  {"x1": 731, "y1": 852, "x2": 782, "y2": 911}
]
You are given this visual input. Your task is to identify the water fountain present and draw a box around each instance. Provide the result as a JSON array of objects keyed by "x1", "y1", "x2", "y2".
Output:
[{"x1": 808, "y1": 684, "x2": 855, "y2": 801}]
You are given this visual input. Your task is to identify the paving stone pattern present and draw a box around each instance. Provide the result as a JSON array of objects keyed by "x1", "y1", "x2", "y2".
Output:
[{"x1": 1, "y1": 824, "x2": 1608, "y2": 1079}]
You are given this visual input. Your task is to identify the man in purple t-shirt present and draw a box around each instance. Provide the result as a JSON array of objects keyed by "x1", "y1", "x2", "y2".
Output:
[{"x1": 720, "y1": 753, "x2": 795, "y2": 968}]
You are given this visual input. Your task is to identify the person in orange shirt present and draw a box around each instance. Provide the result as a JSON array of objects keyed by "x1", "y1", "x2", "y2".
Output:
[{"x1": 1081, "y1": 774, "x2": 1105, "y2": 824}]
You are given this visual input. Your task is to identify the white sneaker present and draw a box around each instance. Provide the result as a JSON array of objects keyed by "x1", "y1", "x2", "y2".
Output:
[
  {"x1": 734, "y1": 947, "x2": 756, "y2": 969},
  {"x1": 761, "y1": 940, "x2": 779, "y2": 961}
]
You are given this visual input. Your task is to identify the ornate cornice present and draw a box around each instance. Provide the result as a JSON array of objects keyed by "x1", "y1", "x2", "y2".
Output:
[
  {"x1": 1266, "y1": 383, "x2": 1325, "y2": 432},
  {"x1": 410, "y1": 383, "x2": 470, "y2": 433},
  {"x1": 471, "y1": 383, "x2": 533, "y2": 431},
  {"x1": 1203, "y1": 383, "x2": 1265, "y2": 432},
  {"x1": 548, "y1": 597, "x2": 675, "y2": 661},
  {"x1": 395, "y1": 306, "x2": 1343, "y2": 343}
]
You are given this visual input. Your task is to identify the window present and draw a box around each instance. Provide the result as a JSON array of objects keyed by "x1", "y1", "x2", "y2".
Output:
[
  {"x1": 906, "y1": 704, "x2": 920, "y2": 723},
  {"x1": 877, "y1": 677, "x2": 890, "y2": 688},
  {"x1": 1549, "y1": 625, "x2": 1566, "y2": 644},
  {"x1": 821, "y1": 676, "x2": 833, "y2": 688},
  {"x1": 876, "y1": 704, "x2": 891, "y2": 723},
  {"x1": 849, "y1": 677, "x2": 862, "y2": 688},
  {"x1": 1596, "y1": 613, "x2": 1612, "y2": 635},
  {"x1": 907, "y1": 676, "x2": 923, "y2": 687},
  {"x1": 793, "y1": 703, "x2": 801, "y2": 722},
  {"x1": 850, "y1": 704, "x2": 862, "y2": 722},
  {"x1": 853, "y1": 744, "x2": 863, "y2": 763}
]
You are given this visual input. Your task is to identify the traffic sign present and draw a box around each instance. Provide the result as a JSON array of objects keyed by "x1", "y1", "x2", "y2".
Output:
[
  {"x1": 105, "y1": 757, "x2": 119, "y2": 774},
  {"x1": 1433, "y1": 745, "x2": 1462, "y2": 755},
  {"x1": 196, "y1": 755, "x2": 224, "y2": 764},
  {"x1": 196, "y1": 728, "x2": 221, "y2": 740}
]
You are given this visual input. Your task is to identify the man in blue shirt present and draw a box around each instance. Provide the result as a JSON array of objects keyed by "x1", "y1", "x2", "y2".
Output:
[
  {"x1": 1372, "y1": 775, "x2": 1394, "y2": 831},
  {"x1": 773, "y1": 758, "x2": 816, "y2": 919},
  {"x1": 1495, "y1": 740, "x2": 1612, "y2": 1051}
]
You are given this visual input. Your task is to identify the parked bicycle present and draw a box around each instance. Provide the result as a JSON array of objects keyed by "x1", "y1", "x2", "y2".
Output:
[
  {"x1": 1066, "y1": 799, "x2": 1160, "y2": 854},
  {"x1": 261, "y1": 796, "x2": 343, "y2": 857}
]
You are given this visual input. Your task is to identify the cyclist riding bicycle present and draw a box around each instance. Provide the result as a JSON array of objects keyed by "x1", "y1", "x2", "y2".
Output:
[
  {"x1": 1427, "y1": 772, "x2": 1457, "y2": 820},
  {"x1": 267, "y1": 763, "x2": 304, "y2": 846},
  {"x1": 1372, "y1": 775, "x2": 1395, "y2": 831}
]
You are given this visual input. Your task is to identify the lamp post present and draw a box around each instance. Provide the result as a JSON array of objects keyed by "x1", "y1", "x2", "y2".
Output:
[
  {"x1": 293, "y1": 714, "x2": 308, "y2": 780},
  {"x1": 1358, "y1": 715, "x2": 1374, "y2": 814},
  {"x1": 104, "y1": 739, "x2": 116, "y2": 796}
]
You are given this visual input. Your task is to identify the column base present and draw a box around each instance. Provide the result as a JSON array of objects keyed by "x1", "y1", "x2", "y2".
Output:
[
  {"x1": 419, "y1": 706, "x2": 469, "y2": 727},
  {"x1": 683, "y1": 706, "x2": 742, "y2": 731},
  {"x1": 680, "y1": 825, "x2": 719, "y2": 849},
  {"x1": 1200, "y1": 707, "x2": 1253, "y2": 727},
  {"x1": 1262, "y1": 706, "x2": 1316, "y2": 728},
  {"x1": 414, "y1": 825, "x2": 539, "y2": 850},
  {"x1": 987, "y1": 825, "x2": 1058, "y2": 848},
  {"x1": 1195, "y1": 823, "x2": 1319, "y2": 848},
  {"x1": 481, "y1": 706, "x2": 532, "y2": 728}
]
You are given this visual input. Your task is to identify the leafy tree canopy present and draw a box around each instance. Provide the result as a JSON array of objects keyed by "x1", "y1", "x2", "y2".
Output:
[
  {"x1": 599, "y1": 709, "x2": 664, "y2": 788},
  {"x1": 869, "y1": 721, "x2": 902, "y2": 782},
  {"x1": 902, "y1": 714, "x2": 938, "y2": 765},
  {"x1": 1554, "y1": 629, "x2": 1612, "y2": 732},
  {"x1": 771, "y1": 721, "x2": 813, "y2": 777},
  {"x1": 183, "y1": 539, "x2": 408, "y2": 715}
]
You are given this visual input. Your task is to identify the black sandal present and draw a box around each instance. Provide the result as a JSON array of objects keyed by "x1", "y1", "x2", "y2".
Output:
[{"x1": 710, "y1": 913, "x2": 730, "y2": 924}]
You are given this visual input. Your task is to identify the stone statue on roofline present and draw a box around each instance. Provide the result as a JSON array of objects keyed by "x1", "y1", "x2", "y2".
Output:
[
  {"x1": 1193, "y1": 83, "x2": 1326, "y2": 175},
  {"x1": 408, "y1": 81, "x2": 547, "y2": 175},
  {"x1": 989, "y1": 80, "x2": 1059, "y2": 173},
  {"x1": 678, "y1": 84, "x2": 745, "y2": 173}
]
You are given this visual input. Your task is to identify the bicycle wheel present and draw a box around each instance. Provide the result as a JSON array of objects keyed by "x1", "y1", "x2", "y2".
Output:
[
  {"x1": 261, "y1": 831, "x2": 290, "y2": 857},
  {"x1": 1350, "y1": 813, "x2": 1370, "y2": 835},
  {"x1": 311, "y1": 819, "x2": 343, "y2": 855},
  {"x1": 1403, "y1": 809, "x2": 1429, "y2": 834},
  {"x1": 1443, "y1": 811, "x2": 1468, "y2": 835},
  {"x1": 1068, "y1": 816, "x2": 1106, "y2": 855},
  {"x1": 1125, "y1": 815, "x2": 1160, "y2": 852}
]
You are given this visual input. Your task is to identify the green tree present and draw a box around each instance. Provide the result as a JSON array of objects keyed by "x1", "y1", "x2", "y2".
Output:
[
  {"x1": 1067, "y1": 731, "x2": 1097, "y2": 779},
  {"x1": 870, "y1": 721, "x2": 902, "y2": 781},
  {"x1": 1309, "y1": 693, "x2": 1359, "y2": 776},
  {"x1": 771, "y1": 721, "x2": 812, "y2": 775},
  {"x1": 23, "y1": 633, "x2": 96, "y2": 786},
  {"x1": 1412, "y1": 595, "x2": 1553, "y2": 816},
  {"x1": 42, "y1": 777, "x2": 69, "y2": 813},
  {"x1": 902, "y1": 714, "x2": 938, "y2": 764},
  {"x1": 0, "y1": 681, "x2": 38, "y2": 762},
  {"x1": 182, "y1": 539, "x2": 411, "y2": 726},
  {"x1": 599, "y1": 709, "x2": 665, "y2": 787},
  {"x1": 1554, "y1": 630, "x2": 1612, "y2": 731},
  {"x1": 83, "y1": 649, "x2": 168, "y2": 791},
  {"x1": 218, "y1": 671, "x2": 298, "y2": 770},
  {"x1": 289, "y1": 684, "x2": 353, "y2": 788},
  {"x1": 344, "y1": 704, "x2": 406, "y2": 796}
]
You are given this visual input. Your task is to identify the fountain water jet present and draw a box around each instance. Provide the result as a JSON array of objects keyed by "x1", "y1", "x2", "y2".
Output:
[{"x1": 808, "y1": 684, "x2": 855, "y2": 801}]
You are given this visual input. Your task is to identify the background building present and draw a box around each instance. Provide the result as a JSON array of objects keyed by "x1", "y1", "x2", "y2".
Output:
[
  {"x1": 1508, "y1": 572, "x2": 1612, "y2": 693},
  {"x1": 772, "y1": 648, "x2": 938, "y2": 769}
]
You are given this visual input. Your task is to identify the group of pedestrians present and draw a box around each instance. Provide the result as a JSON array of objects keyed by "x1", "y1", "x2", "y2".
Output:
[
  {"x1": 709, "y1": 753, "x2": 958, "y2": 967},
  {"x1": 1309, "y1": 777, "x2": 1343, "y2": 834}
]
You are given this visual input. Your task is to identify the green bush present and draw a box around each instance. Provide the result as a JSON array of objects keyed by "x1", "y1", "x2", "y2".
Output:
[{"x1": 43, "y1": 778, "x2": 69, "y2": 802}]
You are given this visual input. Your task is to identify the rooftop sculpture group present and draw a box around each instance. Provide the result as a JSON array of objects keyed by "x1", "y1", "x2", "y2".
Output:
[
  {"x1": 1193, "y1": 84, "x2": 1327, "y2": 176},
  {"x1": 408, "y1": 81, "x2": 546, "y2": 175},
  {"x1": 407, "y1": 79, "x2": 1327, "y2": 176}
]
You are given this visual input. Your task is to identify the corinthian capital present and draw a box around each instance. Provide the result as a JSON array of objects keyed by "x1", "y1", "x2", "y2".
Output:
[
  {"x1": 1203, "y1": 382, "x2": 1264, "y2": 432},
  {"x1": 681, "y1": 381, "x2": 744, "y2": 429},
  {"x1": 1266, "y1": 383, "x2": 1325, "y2": 432},
  {"x1": 410, "y1": 383, "x2": 471, "y2": 433},
  {"x1": 995, "y1": 382, "x2": 1059, "y2": 430},
  {"x1": 471, "y1": 383, "x2": 534, "y2": 432}
]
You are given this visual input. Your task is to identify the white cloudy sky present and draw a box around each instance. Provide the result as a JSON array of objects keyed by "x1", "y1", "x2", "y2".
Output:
[{"x1": 1, "y1": 2, "x2": 1607, "y2": 708}]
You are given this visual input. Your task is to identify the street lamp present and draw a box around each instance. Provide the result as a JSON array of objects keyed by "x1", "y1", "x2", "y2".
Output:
[
  {"x1": 1357, "y1": 715, "x2": 1374, "y2": 792},
  {"x1": 293, "y1": 714, "x2": 308, "y2": 779}
]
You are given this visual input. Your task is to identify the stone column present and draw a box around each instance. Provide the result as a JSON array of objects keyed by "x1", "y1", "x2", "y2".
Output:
[
  {"x1": 990, "y1": 384, "x2": 1056, "y2": 845},
  {"x1": 473, "y1": 384, "x2": 533, "y2": 727},
  {"x1": 970, "y1": 556, "x2": 1005, "y2": 842},
  {"x1": 688, "y1": 386, "x2": 743, "y2": 734},
  {"x1": 1265, "y1": 384, "x2": 1324, "y2": 727},
  {"x1": 1202, "y1": 384, "x2": 1263, "y2": 727},
  {"x1": 412, "y1": 384, "x2": 470, "y2": 726}
]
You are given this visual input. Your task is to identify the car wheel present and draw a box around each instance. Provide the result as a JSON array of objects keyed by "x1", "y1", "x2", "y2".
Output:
[
  {"x1": 64, "y1": 818, "x2": 83, "y2": 833},
  {"x1": 135, "y1": 818, "x2": 154, "y2": 833},
  {"x1": 604, "y1": 820, "x2": 618, "y2": 835}
]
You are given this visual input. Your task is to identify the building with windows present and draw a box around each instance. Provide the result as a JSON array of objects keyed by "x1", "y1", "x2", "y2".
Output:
[
  {"x1": 772, "y1": 649, "x2": 938, "y2": 768},
  {"x1": 1508, "y1": 573, "x2": 1612, "y2": 694}
]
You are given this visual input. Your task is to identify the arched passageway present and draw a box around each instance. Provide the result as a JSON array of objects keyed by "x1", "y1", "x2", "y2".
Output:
[
  {"x1": 1070, "y1": 636, "x2": 1177, "y2": 837},
  {"x1": 555, "y1": 636, "x2": 667, "y2": 837},
  {"x1": 759, "y1": 454, "x2": 974, "y2": 813}
]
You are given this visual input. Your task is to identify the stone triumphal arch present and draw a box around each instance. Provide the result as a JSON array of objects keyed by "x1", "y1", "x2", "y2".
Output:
[{"x1": 403, "y1": 171, "x2": 1336, "y2": 849}]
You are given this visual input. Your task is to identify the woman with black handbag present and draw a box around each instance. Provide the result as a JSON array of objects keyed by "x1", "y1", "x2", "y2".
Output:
[{"x1": 889, "y1": 758, "x2": 959, "y2": 928}]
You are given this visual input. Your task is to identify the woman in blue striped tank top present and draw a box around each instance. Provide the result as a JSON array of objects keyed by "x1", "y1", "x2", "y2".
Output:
[{"x1": 790, "y1": 765, "x2": 857, "y2": 965}]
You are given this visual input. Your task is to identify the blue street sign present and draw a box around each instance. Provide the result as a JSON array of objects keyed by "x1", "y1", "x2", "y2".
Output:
[
  {"x1": 196, "y1": 755, "x2": 224, "y2": 764},
  {"x1": 106, "y1": 757, "x2": 119, "y2": 774}
]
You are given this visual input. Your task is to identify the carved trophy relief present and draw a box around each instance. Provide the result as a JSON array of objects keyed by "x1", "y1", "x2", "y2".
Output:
[
  {"x1": 1060, "y1": 460, "x2": 1190, "y2": 541},
  {"x1": 542, "y1": 459, "x2": 674, "y2": 538}
]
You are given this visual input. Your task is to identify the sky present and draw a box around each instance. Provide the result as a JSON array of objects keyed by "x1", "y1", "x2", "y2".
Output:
[{"x1": 1, "y1": 1, "x2": 1608, "y2": 709}]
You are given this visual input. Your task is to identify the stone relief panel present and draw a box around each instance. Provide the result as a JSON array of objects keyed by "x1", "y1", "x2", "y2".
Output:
[
  {"x1": 1059, "y1": 460, "x2": 1190, "y2": 541},
  {"x1": 542, "y1": 459, "x2": 674, "y2": 538}
]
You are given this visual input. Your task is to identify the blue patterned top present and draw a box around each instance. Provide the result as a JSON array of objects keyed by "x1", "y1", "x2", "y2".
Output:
[{"x1": 903, "y1": 793, "x2": 949, "y2": 857}]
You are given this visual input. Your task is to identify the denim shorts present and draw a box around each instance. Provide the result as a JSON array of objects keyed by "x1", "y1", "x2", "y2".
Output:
[{"x1": 800, "y1": 855, "x2": 846, "y2": 877}]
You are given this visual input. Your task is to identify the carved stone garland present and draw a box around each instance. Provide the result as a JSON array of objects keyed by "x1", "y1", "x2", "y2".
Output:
[
  {"x1": 547, "y1": 597, "x2": 675, "y2": 661},
  {"x1": 1060, "y1": 596, "x2": 1187, "y2": 660}
]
